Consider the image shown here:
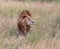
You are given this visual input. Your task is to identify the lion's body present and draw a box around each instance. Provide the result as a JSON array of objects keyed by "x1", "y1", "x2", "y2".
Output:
[{"x1": 17, "y1": 10, "x2": 34, "y2": 36}]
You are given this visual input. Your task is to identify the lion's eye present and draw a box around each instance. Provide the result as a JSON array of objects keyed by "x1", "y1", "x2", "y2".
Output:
[
  {"x1": 28, "y1": 18, "x2": 30, "y2": 20},
  {"x1": 23, "y1": 16, "x2": 26, "y2": 18}
]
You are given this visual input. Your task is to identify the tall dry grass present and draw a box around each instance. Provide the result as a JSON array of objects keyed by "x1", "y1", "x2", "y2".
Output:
[{"x1": 0, "y1": 1, "x2": 60, "y2": 49}]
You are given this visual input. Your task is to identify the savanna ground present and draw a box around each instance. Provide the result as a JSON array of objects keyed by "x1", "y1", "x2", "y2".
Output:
[{"x1": 0, "y1": 0, "x2": 60, "y2": 49}]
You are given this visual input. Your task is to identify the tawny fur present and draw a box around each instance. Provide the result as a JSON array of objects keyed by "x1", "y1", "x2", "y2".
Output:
[{"x1": 17, "y1": 10, "x2": 32, "y2": 36}]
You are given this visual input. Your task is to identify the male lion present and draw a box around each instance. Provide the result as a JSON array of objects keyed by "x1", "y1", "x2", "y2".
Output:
[{"x1": 17, "y1": 10, "x2": 34, "y2": 36}]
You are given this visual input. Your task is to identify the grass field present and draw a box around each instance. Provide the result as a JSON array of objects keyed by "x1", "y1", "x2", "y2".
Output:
[{"x1": 0, "y1": 1, "x2": 60, "y2": 49}]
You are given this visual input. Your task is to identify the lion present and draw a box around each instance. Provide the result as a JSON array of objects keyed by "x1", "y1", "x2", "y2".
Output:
[{"x1": 17, "y1": 10, "x2": 34, "y2": 36}]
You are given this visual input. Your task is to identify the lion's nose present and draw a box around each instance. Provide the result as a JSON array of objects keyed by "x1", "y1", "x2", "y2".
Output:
[{"x1": 32, "y1": 21, "x2": 34, "y2": 23}]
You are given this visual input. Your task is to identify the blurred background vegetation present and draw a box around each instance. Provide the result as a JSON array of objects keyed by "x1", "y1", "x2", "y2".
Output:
[{"x1": 1, "y1": 0, "x2": 60, "y2": 2}]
